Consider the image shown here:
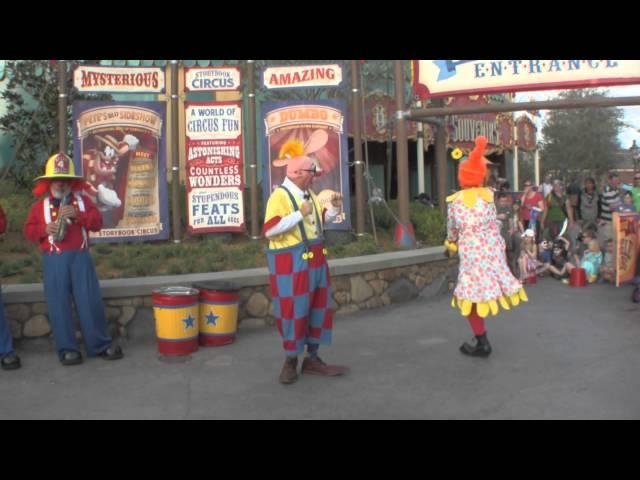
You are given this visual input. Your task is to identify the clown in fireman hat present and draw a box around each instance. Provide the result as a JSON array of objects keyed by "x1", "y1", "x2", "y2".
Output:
[{"x1": 33, "y1": 152, "x2": 85, "y2": 182}]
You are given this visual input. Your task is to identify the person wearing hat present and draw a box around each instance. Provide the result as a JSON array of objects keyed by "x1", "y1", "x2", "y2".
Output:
[
  {"x1": 263, "y1": 130, "x2": 348, "y2": 385},
  {"x1": 445, "y1": 136, "x2": 528, "y2": 358},
  {"x1": 23, "y1": 152, "x2": 123, "y2": 366},
  {"x1": 0, "y1": 204, "x2": 21, "y2": 370},
  {"x1": 631, "y1": 172, "x2": 640, "y2": 213}
]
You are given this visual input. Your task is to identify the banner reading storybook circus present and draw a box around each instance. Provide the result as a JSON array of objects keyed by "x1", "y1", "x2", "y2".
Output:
[
  {"x1": 261, "y1": 100, "x2": 351, "y2": 231},
  {"x1": 73, "y1": 101, "x2": 169, "y2": 242},
  {"x1": 185, "y1": 101, "x2": 244, "y2": 234}
]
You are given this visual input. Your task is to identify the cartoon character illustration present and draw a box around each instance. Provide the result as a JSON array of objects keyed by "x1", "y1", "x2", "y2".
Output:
[
  {"x1": 270, "y1": 129, "x2": 343, "y2": 223},
  {"x1": 82, "y1": 133, "x2": 139, "y2": 228}
]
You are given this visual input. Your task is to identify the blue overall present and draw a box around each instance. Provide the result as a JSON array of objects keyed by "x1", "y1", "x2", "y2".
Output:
[
  {"x1": 42, "y1": 250, "x2": 112, "y2": 358},
  {"x1": 265, "y1": 187, "x2": 333, "y2": 357},
  {"x1": 0, "y1": 287, "x2": 15, "y2": 358}
]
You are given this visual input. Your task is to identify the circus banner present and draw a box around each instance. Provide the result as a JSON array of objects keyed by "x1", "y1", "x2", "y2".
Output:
[
  {"x1": 73, "y1": 65, "x2": 165, "y2": 93},
  {"x1": 414, "y1": 60, "x2": 640, "y2": 98},
  {"x1": 614, "y1": 212, "x2": 640, "y2": 287},
  {"x1": 72, "y1": 101, "x2": 169, "y2": 242},
  {"x1": 263, "y1": 64, "x2": 343, "y2": 89},
  {"x1": 184, "y1": 66, "x2": 241, "y2": 92},
  {"x1": 261, "y1": 100, "x2": 351, "y2": 231},
  {"x1": 185, "y1": 101, "x2": 244, "y2": 233}
]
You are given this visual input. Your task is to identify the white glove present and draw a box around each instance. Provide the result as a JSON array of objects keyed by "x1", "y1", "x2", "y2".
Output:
[
  {"x1": 97, "y1": 184, "x2": 122, "y2": 208},
  {"x1": 123, "y1": 134, "x2": 140, "y2": 151}
]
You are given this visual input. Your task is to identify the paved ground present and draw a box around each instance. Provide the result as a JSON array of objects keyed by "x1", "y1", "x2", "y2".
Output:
[{"x1": 1, "y1": 277, "x2": 639, "y2": 419}]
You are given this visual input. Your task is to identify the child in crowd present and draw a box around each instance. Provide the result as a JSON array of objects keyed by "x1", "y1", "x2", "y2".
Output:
[
  {"x1": 506, "y1": 200, "x2": 523, "y2": 276},
  {"x1": 599, "y1": 239, "x2": 616, "y2": 284},
  {"x1": 617, "y1": 191, "x2": 637, "y2": 213},
  {"x1": 518, "y1": 229, "x2": 541, "y2": 282},
  {"x1": 538, "y1": 237, "x2": 553, "y2": 266},
  {"x1": 572, "y1": 228, "x2": 597, "y2": 264},
  {"x1": 544, "y1": 236, "x2": 571, "y2": 280},
  {"x1": 564, "y1": 239, "x2": 603, "y2": 284}
]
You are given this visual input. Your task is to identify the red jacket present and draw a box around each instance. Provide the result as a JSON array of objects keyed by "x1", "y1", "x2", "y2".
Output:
[
  {"x1": 0, "y1": 205, "x2": 6, "y2": 234},
  {"x1": 24, "y1": 194, "x2": 103, "y2": 252}
]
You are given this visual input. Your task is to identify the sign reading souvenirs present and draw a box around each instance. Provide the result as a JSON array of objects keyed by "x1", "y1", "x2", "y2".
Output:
[
  {"x1": 184, "y1": 66, "x2": 241, "y2": 92},
  {"x1": 263, "y1": 64, "x2": 343, "y2": 89},
  {"x1": 73, "y1": 101, "x2": 169, "y2": 242},
  {"x1": 74, "y1": 66, "x2": 165, "y2": 93},
  {"x1": 261, "y1": 100, "x2": 351, "y2": 231},
  {"x1": 413, "y1": 60, "x2": 640, "y2": 98},
  {"x1": 185, "y1": 101, "x2": 244, "y2": 233},
  {"x1": 446, "y1": 95, "x2": 512, "y2": 153}
]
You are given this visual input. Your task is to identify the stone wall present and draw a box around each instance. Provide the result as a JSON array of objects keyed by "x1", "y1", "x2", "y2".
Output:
[{"x1": 3, "y1": 247, "x2": 457, "y2": 341}]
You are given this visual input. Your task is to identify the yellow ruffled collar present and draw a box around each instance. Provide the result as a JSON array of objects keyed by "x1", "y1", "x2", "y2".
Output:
[{"x1": 446, "y1": 187, "x2": 494, "y2": 209}]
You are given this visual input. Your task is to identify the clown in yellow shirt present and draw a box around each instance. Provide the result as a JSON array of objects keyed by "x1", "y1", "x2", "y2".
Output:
[{"x1": 263, "y1": 129, "x2": 349, "y2": 385}]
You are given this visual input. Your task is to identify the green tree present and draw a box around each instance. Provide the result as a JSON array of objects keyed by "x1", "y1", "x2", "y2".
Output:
[
  {"x1": 540, "y1": 89, "x2": 624, "y2": 180},
  {"x1": 0, "y1": 60, "x2": 110, "y2": 186}
]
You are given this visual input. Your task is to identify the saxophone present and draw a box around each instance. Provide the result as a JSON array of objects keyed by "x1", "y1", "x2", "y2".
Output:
[{"x1": 52, "y1": 195, "x2": 72, "y2": 242}]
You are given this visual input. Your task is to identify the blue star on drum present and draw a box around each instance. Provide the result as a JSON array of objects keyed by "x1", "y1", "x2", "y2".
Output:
[
  {"x1": 183, "y1": 314, "x2": 195, "y2": 330},
  {"x1": 206, "y1": 311, "x2": 219, "y2": 326}
]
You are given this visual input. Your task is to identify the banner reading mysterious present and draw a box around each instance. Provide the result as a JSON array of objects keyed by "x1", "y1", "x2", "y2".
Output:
[
  {"x1": 73, "y1": 101, "x2": 169, "y2": 242},
  {"x1": 185, "y1": 101, "x2": 244, "y2": 233},
  {"x1": 261, "y1": 100, "x2": 351, "y2": 231}
]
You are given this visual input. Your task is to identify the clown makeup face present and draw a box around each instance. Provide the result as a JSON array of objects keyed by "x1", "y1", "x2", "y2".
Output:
[
  {"x1": 50, "y1": 180, "x2": 71, "y2": 200},
  {"x1": 298, "y1": 165, "x2": 316, "y2": 191}
]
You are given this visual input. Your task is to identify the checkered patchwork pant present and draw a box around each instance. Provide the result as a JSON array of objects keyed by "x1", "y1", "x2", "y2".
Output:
[{"x1": 266, "y1": 239, "x2": 333, "y2": 356}]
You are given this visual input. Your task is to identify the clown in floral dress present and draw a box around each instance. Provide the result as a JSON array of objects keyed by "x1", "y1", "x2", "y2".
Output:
[{"x1": 445, "y1": 136, "x2": 528, "y2": 357}]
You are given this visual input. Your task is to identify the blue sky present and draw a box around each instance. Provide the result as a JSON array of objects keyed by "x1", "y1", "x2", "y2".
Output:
[{"x1": 514, "y1": 85, "x2": 640, "y2": 151}]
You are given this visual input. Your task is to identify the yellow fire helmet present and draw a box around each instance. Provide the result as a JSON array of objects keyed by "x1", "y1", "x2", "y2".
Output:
[{"x1": 33, "y1": 152, "x2": 84, "y2": 182}]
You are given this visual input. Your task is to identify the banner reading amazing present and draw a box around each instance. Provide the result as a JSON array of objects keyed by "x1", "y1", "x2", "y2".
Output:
[
  {"x1": 185, "y1": 101, "x2": 244, "y2": 233},
  {"x1": 73, "y1": 101, "x2": 169, "y2": 242},
  {"x1": 262, "y1": 100, "x2": 351, "y2": 231}
]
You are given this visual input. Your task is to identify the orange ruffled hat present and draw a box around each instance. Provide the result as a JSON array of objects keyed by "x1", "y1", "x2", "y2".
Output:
[{"x1": 457, "y1": 136, "x2": 492, "y2": 188}]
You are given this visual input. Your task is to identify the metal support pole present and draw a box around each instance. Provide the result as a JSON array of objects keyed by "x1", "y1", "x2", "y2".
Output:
[
  {"x1": 170, "y1": 60, "x2": 182, "y2": 243},
  {"x1": 434, "y1": 99, "x2": 448, "y2": 216},
  {"x1": 416, "y1": 99, "x2": 425, "y2": 194},
  {"x1": 247, "y1": 60, "x2": 260, "y2": 240},
  {"x1": 57, "y1": 60, "x2": 67, "y2": 153},
  {"x1": 406, "y1": 96, "x2": 640, "y2": 121},
  {"x1": 351, "y1": 61, "x2": 366, "y2": 237},
  {"x1": 393, "y1": 60, "x2": 415, "y2": 248},
  {"x1": 513, "y1": 121, "x2": 519, "y2": 191}
]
